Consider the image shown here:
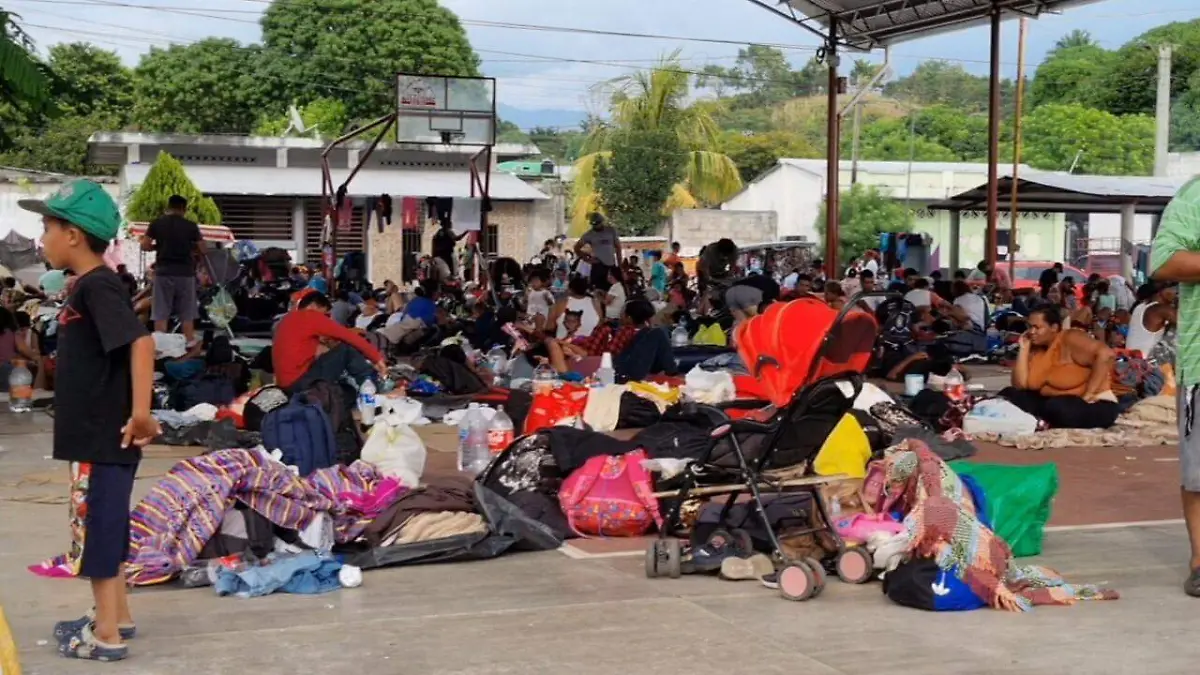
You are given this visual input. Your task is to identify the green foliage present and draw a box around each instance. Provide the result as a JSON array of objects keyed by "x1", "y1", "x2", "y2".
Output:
[
  {"x1": 884, "y1": 61, "x2": 1014, "y2": 114},
  {"x1": 131, "y1": 39, "x2": 263, "y2": 134},
  {"x1": 694, "y1": 45, "x2": 824, "y2": 109},
  {"x1": 719, "y1": 130, "x2": 817, "y2": 181},
  {"x1": 818, "y1": 184, "x2": 914, "y2": 265},
  {"x1": 258, "y1": 0, "x2": 481, "y2": 123},
  {"x1": 1030, "y1": 44, "x2": 1112, "y2": 109},
  {"x1": 126, "y1": 152, "x2": 221, "y2": 224},
  {"x1": 254, "y1": 98, "x2": 349, "y2": 138},
  {"x1": 48, "y1": 43, "x2": 132, "y2": 119},
  {"x1": 593, "y1": 127, "x2": 683, "y2": 236},
  {"x1": 0, "y1": 10, "x2": 50, "y2": 106},
  {"x1": 496, "y1": 119, "x2": 530, "y2": 144},
  {"x1": 1095, "y1": 20, "x2": 1200, "y2": 116},
  {"x1": 526, "y1": 126, "x2": 584, "y2": 162},
  {"x1": 0, "y1": 111, "x2": 119, "y2": 175},
  {"x1": 1055, "y1": 29, "x2": 1098, "y2": 51},
  {"x1": 1021, "y1": 103, "x2": 1154, "y2": 175}
]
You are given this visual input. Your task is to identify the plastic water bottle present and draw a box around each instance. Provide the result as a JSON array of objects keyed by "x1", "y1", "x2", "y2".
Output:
[
  {"x1": 486, "y1": 344, "x2": 508, "y2": 385},
  {"x1": 533, "y1": 364, "x2": 556, "y2": 395},
  {"x1": 595, "y1": 352, "x2": 615, "y2": 387},
  {"x1": 944, "y1": 368, "x2": 965, "y2": 401},
  {"x1": 488, "y1": 406, "x2": 514, "y2": 457},
  {"x1": 457, "y1": 403, "x2": 482, "y2": 472},
  {"x1": 671, "y1": 324, "x2": 689, "y2": 348},
  {"x1": 357, "y1": 379, "x2": 377, "y2": 426},
  {"x1": 986, "y1": 326, "x2": 1001, "y2": 352},
  {"x1": 8, "y1": 359, "x2": 33, "y2": 413},
  {"x1": 465, "y1": 408, "x2": 492, "y2": 474}
]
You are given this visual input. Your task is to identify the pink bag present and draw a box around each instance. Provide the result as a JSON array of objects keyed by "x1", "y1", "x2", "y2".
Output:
[{"x1": 558, "y1": 449, "x2": 663, "y2": 537}]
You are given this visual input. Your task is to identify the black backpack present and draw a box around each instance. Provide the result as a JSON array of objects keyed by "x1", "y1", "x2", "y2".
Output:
[{"x1": 877, "y1": 298, "x2": 917, "y2": 352}]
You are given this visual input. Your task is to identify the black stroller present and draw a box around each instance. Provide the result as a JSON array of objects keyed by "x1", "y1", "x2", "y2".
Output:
[{"x1": 645, "y1": 296, "x2": 880, "y2": 601}]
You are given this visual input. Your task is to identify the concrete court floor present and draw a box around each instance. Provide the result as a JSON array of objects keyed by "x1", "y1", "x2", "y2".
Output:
[{"x1": 2, "y1": 410, "x2": 1198, "y2": 675}]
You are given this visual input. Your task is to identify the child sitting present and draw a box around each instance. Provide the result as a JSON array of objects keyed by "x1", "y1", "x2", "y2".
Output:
[{"x1": 555, "y1": 310, "x2": 591, "y2": 359}]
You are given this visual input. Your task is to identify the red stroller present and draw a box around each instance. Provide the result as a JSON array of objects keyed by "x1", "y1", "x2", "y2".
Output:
[{"x1": 645, "y1": 296, "x2": 879, "y2": 601}]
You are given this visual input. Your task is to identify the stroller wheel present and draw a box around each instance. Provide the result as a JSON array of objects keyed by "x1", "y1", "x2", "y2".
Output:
[
  {"x1": 835, "y1": 547, "x2": 873, "y2": 585},
  {"x1": 802, "y1": 557, "x2": 827, "y2": 596},
  {"x1": 777, "y1": 564, "x2": 816, "y2": 601},
  {"x1": 645, "y1": 541, "x2": 661, "y2": 579},
  {"x1": 729, "y1": 528, "x2": 754, "y2": 555},
  {"x1": 666, "y1": 539, "x2": 683, "y2": 579}
]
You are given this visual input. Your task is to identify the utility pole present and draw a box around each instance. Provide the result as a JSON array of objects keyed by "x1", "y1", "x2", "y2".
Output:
[
  {"x1": 1008, "y1": 17, "x2": 1027, "y2": 282},
  {"x1": 850, "y1": 76, "x2": 863, "y2": 185},
  {"x1": 1154, "y1": 44, "x2": 1173, "y2": 177}
]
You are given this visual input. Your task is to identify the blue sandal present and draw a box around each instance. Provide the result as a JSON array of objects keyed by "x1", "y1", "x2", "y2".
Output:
[
  {"x1": 54, "y1": 611, "x2": 136, "y2": 642},
  {"x1": 58, "y1": 623, "x2": 129, "y2": 662}
]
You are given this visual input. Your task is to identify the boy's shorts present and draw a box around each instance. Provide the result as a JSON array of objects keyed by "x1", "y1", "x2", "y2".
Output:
[{"x1": 67, "y1": 462, "x2": 137, "y2": 579}]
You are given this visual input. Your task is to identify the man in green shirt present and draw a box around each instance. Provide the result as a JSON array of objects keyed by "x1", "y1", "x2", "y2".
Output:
[{"x1": 1150, "y1": 175, "x2": 1200, "y2": 596}]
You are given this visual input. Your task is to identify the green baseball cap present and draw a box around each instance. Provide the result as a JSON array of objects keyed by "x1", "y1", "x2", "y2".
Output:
[{"x1": 18, "y1": 179, "x2": 122, "y2": 242}]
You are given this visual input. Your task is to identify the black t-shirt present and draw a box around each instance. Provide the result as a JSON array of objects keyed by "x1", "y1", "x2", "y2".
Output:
[
  {"x1": 732, "y1": 274, "x2": 781, "y2": 304},
  {"x1": 432, "y1": 228, "x2": 457, "y2": 266},
  {"x1": 146, "y1": 214, "x2": 201, "y2": 277},
  {"x1": 53, "y1": 267, "x2": 148, "y2": 464}
]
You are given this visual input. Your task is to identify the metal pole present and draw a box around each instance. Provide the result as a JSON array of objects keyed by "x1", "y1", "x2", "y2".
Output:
[
  {"x1": 985, "y1": 4, "x2": 1002, "y2": 272},
  {"x1": 1008, "y1": 16, "x2": 1027, "y2": 282},
  {"x1": 850, "y1": 94, "x2": 862, "y2": 185},
  {"x1": 1154, "y1": 44, "x2": 1173, "y2": 177},
  {"x1": 824, "y1": 25, "x2": 840, "y2": 281}
]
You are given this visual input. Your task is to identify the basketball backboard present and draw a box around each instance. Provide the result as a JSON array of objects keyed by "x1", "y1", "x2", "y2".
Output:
[{"x1": 396, "y1": 74, "x2": 496, "y2": 147}]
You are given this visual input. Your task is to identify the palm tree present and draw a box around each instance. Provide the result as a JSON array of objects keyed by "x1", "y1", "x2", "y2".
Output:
[
  {"x1": 570, "y1": 52, "x2": 743, "y2": 234},
  {"x1": 1054, "y1": 29, "x2": 1096, "y2": 52},
  {"x1": 1, "y1": 9, "x2": 50, "y2": 105}
]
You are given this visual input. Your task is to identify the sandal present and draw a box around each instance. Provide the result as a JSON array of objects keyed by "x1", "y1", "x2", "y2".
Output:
[
  {"x1": 1184, "y1": 567, "x2": 1200, "y2": 598},
  {"x1": 58, "y1": 623, "x2": 128, "y2": 662},
  {"x1": 54, "y1": 610, "x2": 136, "y2": 642}
]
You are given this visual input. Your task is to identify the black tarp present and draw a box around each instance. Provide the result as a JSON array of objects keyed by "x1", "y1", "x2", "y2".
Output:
[{"x1": 0, "y1": 231, "x2": 41, "y2": 272}]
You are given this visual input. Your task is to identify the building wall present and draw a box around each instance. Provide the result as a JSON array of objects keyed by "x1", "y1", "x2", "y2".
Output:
[
  {"x1": 913, "y1": 208, "x2": 1065, "y2": 268},
  {"x1": 722, "y1": 164, "x2": 822, "y2": 241},
  {"x1": 664, "y1": 209, "x2": 778, "y2": 255},
  {"x1": 0, "y1": 179, "x2": 121, "y2": 238}
]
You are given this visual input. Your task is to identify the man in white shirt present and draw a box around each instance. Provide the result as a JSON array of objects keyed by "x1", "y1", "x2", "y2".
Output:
[
  {"x1": 903, "y1": 277, "x2": 936, "y2": 309},
  {"x1": 863, "y1": 249, "x2": 880, "y2": 276},
  {"x1": 951, "y1": 281, "x2": 988, "y2": 331}
]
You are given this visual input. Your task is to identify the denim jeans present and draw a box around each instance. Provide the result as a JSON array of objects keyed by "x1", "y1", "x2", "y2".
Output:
[{"x1": 213, "y1": 551, "x2": 342, "y2": 598}]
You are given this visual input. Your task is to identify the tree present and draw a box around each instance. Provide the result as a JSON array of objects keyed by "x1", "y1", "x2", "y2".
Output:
[
  {"x1": 254, "y1": 98, "x2": 349, "y2": 138},
  {"x1": 572, "y1": 53, "x2": 742, "y2": 232},
  {"x1": 1054, "y1": 29, "x2": 1098, "y2": 51},
  {"x1": 719, "y1": 130, "x2": 817, "y2": 181},
  {"x1": 526, "y1": 126, "x2": 583, "y2": 162},
  {"x1": 593, "y1": 128, "x2": 683, "y2": 236},
  {"x1": 131, "y1": 39, "x2": 264, "y2": 134},
  {"x1": 818, "y1": 184, "x2": 913, "y2": 265},
  {"x1": 0, "y1": 10, "x2": 50, "y2": 106},
  {"x1": 0, "y1": 111, "x2": 120, "y2": 175},
  {"x1": 1021, "y1": 103, "x2": 1154, "y2": 175},
  {"x1": 693, "y1": 46, "x2": 824, "y2": 108},
  {"x1": 126, "y1": 152, "x2": 221, "y2": 225},
  {"x1": 850, "y1": 59, "x2": 882, "y2": 87},
  {"x1": 1095, "y1": 20, "x2": 1200, "y2": 116},
  {"x1": 47, "y1": 43, "x2": 132, "y2": 120},
  {"x1": 259, "y1": 0, "x2": 481, "y2": 123},
  {"x1": 1030, "y1": 44, "x2": 1112, "y2": 109},
  {"x1": 884, "y1": 61, "x2": 1007, "y2": 114},
  {"x1": 495, "y1": 119, "x2": 530, "y2": 144},
  {"x1": 856, "y1": 125, "x2": 959, "y2": 162}
]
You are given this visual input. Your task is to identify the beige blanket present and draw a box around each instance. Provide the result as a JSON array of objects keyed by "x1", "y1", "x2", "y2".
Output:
[{"x1": 972, "y1": 396, "x2": 1177, "y2": 450}]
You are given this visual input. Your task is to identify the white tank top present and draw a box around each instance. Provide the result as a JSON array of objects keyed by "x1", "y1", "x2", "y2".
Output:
[
  {"x1": 1127, "y1": 302, "x2": 1164, "y2": 357},
  {"x1": 557, "y1": 296, "x2": 600, "y2": 338}
]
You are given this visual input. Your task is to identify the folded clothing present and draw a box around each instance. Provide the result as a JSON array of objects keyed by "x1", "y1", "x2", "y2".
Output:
[
  {"x1": 214, "y1": 551, "x2": 342, "y2": 598},
  {"x1": 382, "y1": 511, "x2": 488, "y2": 547}
]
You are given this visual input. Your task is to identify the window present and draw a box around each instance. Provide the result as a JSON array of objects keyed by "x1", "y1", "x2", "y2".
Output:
[{"x1": 483, "y1": 223, "x2": 499, "y2": 256}]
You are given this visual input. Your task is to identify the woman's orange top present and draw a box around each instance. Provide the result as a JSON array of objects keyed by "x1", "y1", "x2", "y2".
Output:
[{"x1": 1026, "y1": 329, "x2": 1096, "y2": 397}]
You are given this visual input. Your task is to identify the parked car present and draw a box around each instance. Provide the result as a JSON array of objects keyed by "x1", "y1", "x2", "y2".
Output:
[{"x1": 1010, "y1": 261, "x2": 1087, "y2": 299}]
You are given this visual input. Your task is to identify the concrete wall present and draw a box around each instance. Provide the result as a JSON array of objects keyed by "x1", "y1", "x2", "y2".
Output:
[
  {"x1": 722, "y1": 163, "x2": 823, "y2": 241},
  {"x1": 0, "y1": 179, "x2": 121, "y2": 239},
  {"x1": 664, "y1": 209, "x2": 778, "y2": 255}
]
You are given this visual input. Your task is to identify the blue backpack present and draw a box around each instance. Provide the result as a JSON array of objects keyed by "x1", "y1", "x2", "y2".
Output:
[{"x1": 260, "y1": 393, "x2": 337, "y2": 477}]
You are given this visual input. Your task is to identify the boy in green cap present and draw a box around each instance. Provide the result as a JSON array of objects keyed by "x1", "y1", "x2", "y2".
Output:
[{"x1": 20, "y1": 179, "x2": 160, "y2": 662}]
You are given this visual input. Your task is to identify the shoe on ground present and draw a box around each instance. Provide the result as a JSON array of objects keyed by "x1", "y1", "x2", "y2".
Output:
[
  {"x1": 1185, "y1": 567, "x2": 1200, "y2": 597},
  {"x1": 759, "y1": 570, "x2": 780, "y2": 590},
  {"x1": 54, "y1": 610, "x2": 136, "y2": 642},
  {"x1": 720, "y1": 554, "x2": 774, "y2": 582},
  {"x1": 58, "y1": 623, "x2": 128, "y2": 662}
]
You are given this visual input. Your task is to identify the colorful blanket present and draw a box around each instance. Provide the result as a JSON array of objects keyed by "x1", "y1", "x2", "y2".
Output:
[
  {"x1": 864, "y1": 440, "x2": 1119, "y2": 611},
  {"x1": 30, "y1": 449, "x2": 384, "y2": 585}
]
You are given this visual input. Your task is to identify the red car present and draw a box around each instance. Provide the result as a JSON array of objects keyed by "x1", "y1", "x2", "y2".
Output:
[{"x1": 1009, "y1": 261, "x2": 1087, "y2": 299}]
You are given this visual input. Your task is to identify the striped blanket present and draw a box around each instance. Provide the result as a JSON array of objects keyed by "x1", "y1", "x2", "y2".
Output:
[
  {"x1": 864, "y1": 440, "x2": 1119, "y2": 612},
  {"x1": 30, "y1": 449, "x2": 383, "y2": 585}
]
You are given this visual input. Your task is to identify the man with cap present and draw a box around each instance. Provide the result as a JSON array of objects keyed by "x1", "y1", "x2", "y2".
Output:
[
  {"x1": 140, "y1": 195, "x2": 202, "y2": 345},
  {"x1": 21, "y1": 179, "x2": 159, "y2": 662},
  {"x1": 575, "y1": 212, "x2": 622, "y2": 291}
]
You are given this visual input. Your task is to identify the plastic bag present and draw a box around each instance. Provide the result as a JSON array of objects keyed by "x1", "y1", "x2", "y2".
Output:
[
  {"x1": 361, "y1": 400, "x2": 427, "y2": 487},
  {"x1": 683, "y1": 367, "x2": 735, "y2": 404},
  {"x1": 949, "y1": 462, "x2": 1059, "y2": 558},
  {"x1": 813, "y1": 413, "x2": 872, "y2": 478},
  {"x1": 962, "y1": 399, "x2": 1039, "y2": 437},
  {"x1": 692, "y1": 323, "x2": 727, "y2": 347}
]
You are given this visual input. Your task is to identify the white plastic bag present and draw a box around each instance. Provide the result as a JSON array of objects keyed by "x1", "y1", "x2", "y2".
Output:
[
  {"x1": 152, "y1": 331, "x2": 188, "y2": 359},
  {"x1": 962, "y1": 398, "x2": 1039, "y2": 437},
  {"x1": 361, "y1": 399, "x2": 427, "y2": 487},
  {"x1": 684, "y1": 367, "x2": 735, "y2": 404}
]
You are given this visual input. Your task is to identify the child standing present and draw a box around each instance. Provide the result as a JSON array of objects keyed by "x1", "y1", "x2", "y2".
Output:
[{"x1": 21, "y1": 180, "x2": 159, "y2": 662}]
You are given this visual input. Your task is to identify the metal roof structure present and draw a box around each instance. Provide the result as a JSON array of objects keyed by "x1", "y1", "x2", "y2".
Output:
[
  {"x1": 120, "y1": 164, "x2": 548, "y2": 201},
  {"x1": 749, "y1": 0, "x2": 1105, "y2": 50},
  {"x1": 929, "y1": 173, "x2": 1188, "y2": 214}
]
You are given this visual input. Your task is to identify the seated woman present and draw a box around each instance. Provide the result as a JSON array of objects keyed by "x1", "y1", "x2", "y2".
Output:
[{"x1": 998, "y1": 305, "x2": 1122, "y2": 429}]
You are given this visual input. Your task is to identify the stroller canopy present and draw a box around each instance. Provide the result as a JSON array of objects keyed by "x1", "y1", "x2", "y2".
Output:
[{"x1": 734, "y1": 297, "x2": 878, "y2": 407}]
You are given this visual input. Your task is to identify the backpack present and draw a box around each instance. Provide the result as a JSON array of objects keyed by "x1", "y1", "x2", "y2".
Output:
[
  {"x1": 557, "y1": 449, "x2": 662, "y2": 537},
  {"x1": 877, "y1": 298, "x2": 917, "y2": 352},
  {"x1": 260, "y1": 392, "x2": 337, "y2": 477},
  {"x1": 300, "y1": 380, "x2": 363, "y2": 465},
  {"x1": 170, "y1": 374, "x2": 236, "y2": 411}
]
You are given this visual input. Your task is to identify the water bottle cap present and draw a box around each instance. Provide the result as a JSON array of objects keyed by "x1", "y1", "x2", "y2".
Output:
[{"x1": 600, "y1": 352, "x2": 613, "y2": 369}]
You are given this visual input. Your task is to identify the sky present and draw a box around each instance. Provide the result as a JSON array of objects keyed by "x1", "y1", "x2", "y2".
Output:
[{"x1": 10, "y1": 0, "x2": 1200, "y2": 114}]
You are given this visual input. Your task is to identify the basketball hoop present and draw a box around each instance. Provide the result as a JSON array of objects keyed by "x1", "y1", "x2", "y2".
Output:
[{"x1": 440, "y1": 130, "x2": 466, "y2": 145}]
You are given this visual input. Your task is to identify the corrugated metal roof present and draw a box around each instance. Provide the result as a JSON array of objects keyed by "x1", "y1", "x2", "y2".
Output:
[
  {"x1": 774, "y1": 0, "x2": 1104, "y2": 49},
  {"x1": 929, "y1": 173, "x2": 1189, "y2": 214},
  {"x1": 780, "y1": 158, "x2": 1034, "y2": 176},
  {"x1": 120, "y1": 164, "x2": 548, "y2": 200}
]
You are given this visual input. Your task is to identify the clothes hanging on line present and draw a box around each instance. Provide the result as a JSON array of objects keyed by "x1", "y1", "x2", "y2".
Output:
[{"x1": 453, "y1": 198, "x2": 483, "y2": 234}]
